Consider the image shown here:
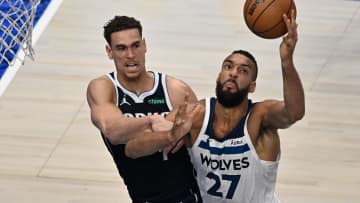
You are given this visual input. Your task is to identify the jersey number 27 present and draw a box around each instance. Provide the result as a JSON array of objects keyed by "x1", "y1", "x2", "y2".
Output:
[{"x1": 206, "y1": 172, "x2": 241, "y2": 199}]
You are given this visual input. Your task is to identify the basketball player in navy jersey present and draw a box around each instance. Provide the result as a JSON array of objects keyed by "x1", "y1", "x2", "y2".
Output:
[
  {"x1": 125, "y1": 10, "x2": 305, "y2": 203},
  {"x1": 86, "y1": 16, "x2": 201, "y2": 203}
]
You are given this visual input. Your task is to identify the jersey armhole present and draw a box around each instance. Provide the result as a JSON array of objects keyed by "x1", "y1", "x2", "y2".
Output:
[
  {"x1": 161, "y1": 73, "x2": 173, "y2": 111},
  {"x1": 106, "y1": 73, "x2": 119, "y2": 106},
  {"x1": 243, "y1": 111, "x2": 281, "y2": 165}
]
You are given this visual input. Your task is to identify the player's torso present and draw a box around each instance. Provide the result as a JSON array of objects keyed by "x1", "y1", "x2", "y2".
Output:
[
  {"x1": 188, "y1": 97, "x2": 280, "y2": 203},
  {"x1": 102, "y1": 71, "x2": 196, "y2": 199}
]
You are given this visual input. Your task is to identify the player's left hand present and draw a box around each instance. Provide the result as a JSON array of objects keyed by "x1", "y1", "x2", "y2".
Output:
[
  {"x1": 280, "y1": 9, "x2": 298, "y2": 61},
  {"x1": 163, "y1": 95, "x2": 201, "y2": 154},
  {"x1": 161, "y1": 96, "x2": 190, "y2": 154}
]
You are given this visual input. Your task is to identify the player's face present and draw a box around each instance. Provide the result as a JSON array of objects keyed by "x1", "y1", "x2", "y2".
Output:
[
  {"x1": 216, "y1": 54, "x2": 256, "y2": 107},
  {"x1": 106, "y1": 28, "x2": 147, "y2": 80},
  {"x1": 216, "y1": 80, "x2": 249, "y2": 108}
]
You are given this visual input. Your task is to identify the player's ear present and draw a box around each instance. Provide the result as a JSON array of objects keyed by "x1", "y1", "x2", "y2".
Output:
[
  {"x1": 105, "y1": 44, "x2": 113, "y2": 59},
  {"x1": 143, "y1": 38, "x2": 147, "y2": 53},
  {"x1": 249, "y1": 81, "x2": 256, "y2": 93}
]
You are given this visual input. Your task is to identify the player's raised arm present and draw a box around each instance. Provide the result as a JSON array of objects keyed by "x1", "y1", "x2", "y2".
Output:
[{"x1": 262, "y1": 10, "x2": 305, "y2": 129}]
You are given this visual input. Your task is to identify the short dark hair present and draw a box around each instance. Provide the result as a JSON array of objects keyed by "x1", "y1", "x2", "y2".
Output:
[
  {"x1": 103, "y1": 16, "x2": 142, "y2": 45},
  {"x1": 232, "y1": 50, "x2": 258, "y2": 81}
]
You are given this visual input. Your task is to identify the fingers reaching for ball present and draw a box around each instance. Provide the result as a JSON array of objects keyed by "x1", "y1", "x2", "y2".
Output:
[
  {"x1": 280, "y1": 9, "x2": 298, "y2": 61},
  {"x1": 283, "y1": 9, "x2": 298, "y2": 45}
]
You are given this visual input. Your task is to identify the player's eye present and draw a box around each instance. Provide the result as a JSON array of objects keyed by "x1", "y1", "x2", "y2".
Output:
[
  {"x1": 133, "y1": 43, "x2": 140, "y2": 48},
  {"x1": 239, "y1": 69, "x2": 248, "y2": 74},
  {"x1": 223, "y1": 64, "x2": 232, "y2": 70},
  {"x1": 116, "y1": 46, "x2": 127, "y2": 51}
]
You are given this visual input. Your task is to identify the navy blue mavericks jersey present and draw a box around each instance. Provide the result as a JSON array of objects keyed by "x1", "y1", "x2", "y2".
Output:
[{"x1": 101, "y1": 71, "x2": 199, "y2": 201}]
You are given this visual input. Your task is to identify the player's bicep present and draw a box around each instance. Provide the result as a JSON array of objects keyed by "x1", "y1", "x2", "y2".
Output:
[
  {"x1": 87, "y1": 78, "x2": 121, "y2": 129},
  {"x1": 91, "y1": 103, "x2": 123, "y2": 129},
  {"x1": 261, "y1": 100, "x2": 292, "y2": 129}
]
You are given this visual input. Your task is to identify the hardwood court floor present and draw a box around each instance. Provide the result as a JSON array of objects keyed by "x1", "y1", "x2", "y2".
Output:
[{"x1": 0, "y1": 0, "x2": 359, "y2": 202}]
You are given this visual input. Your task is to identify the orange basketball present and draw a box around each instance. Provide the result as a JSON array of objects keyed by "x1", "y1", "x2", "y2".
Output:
[{"x1": 243, "y1": 0, "x2": 296, "y2": 39}]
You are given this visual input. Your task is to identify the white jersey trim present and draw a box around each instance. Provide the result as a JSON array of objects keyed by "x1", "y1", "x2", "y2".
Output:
[
  {"x1": 161, "y1": 74, "x2": 173, "y2": 111},
  {"x1": 106, "y1": 73, "x2": 119, "y2": 106},
  {"x1": 243, "y1": 110, "x2": 281, "y2": 165},
  {"x1": 112, "y1": 70, "x2": 160, "y2": 103}
]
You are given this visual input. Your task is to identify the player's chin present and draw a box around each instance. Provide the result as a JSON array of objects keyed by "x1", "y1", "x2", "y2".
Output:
[{"x1": 125, "y1": 71, "x2": 142, "y2": 79}]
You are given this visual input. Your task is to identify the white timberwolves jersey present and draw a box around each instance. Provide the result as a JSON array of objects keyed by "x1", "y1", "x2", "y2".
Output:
[{"x1": 188, "y1": 97, "x2": 280, "y2": 203}]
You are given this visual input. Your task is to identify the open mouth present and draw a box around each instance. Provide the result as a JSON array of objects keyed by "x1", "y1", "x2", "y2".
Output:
[{"x1": 126, "y1": 63, "x2": 138, "y2": 69}]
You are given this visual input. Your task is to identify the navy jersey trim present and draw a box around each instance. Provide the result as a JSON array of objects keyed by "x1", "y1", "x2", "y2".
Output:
[
  {"x1": 205, "y1": 97, "x2": 255, "y2": 142},
  {"x1": 198, "y1": 140, "x2": 250, "y2": 155}
]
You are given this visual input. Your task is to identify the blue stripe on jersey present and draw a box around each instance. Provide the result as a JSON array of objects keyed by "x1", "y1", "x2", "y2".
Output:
[{"x1": 198, "y1": 140, "x2": 250, "y2": 155}]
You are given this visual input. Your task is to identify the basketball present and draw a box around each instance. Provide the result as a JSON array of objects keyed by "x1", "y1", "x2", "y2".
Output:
[{"x1": 243, "y1": 0, "x2": 296, "y2": 39}]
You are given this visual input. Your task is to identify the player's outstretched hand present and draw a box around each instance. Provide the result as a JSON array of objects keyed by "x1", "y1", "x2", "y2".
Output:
[
  {"x1": 163, "y1": 94, "x2": 201, "y2": 154},
  {"x1": 280, "y1": 9, "x2": 298, "y2": 61}
]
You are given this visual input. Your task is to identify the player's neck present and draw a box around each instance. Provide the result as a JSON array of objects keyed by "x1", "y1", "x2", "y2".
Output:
[
  {"x1": 217, "y1": 99, "x2": 248, "y2": 117},
  {"x1": 117, "y1": 71, "x2": 154, "y2": 95},
  {"x1": 213, "y1": 100, "x2": 248, "y2": 138}
]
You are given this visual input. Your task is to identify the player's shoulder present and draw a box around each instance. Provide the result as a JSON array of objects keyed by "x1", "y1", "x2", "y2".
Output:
[
  {"x1": 249, "y1": 99, "x2": 284, "y2": 126},
  {"x1": 87, "y1": 75, "x2": 115, "y2": 96},
  {"x1": 252, "y1": 99, "x2": 282, "y2": 112},
  {"x1": 165, "y1": 74, "x2": 190, "y2": 89},
  {"x1": 88, "y1": 75, "x2": 112, "y2": 88},
  {"x1": 165, "y1": 74, "x2": 197, "y2": 102}
]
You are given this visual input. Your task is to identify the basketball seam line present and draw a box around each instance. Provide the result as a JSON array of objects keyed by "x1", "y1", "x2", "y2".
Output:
[
  {"x1": 252, "y1": 0, "x2": 277, "y2": 31},
  {"x1": 243, "y1": 1, "x2": 253, "y2": 31}
]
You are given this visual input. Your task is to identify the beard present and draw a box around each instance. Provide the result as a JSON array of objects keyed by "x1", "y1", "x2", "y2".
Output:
[{"x1": 216, "y1": 80, "x2": 249, "y2": 108}]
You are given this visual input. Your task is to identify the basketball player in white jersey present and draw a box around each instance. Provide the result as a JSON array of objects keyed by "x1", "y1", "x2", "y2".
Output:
[{"x1": 125, "y1": 10, "x2": 305, "y2": 203}]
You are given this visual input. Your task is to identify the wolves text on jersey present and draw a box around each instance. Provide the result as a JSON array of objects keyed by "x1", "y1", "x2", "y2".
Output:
[{"x1": 200, "y1": 153, "x2": 250, "y2": 170}]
